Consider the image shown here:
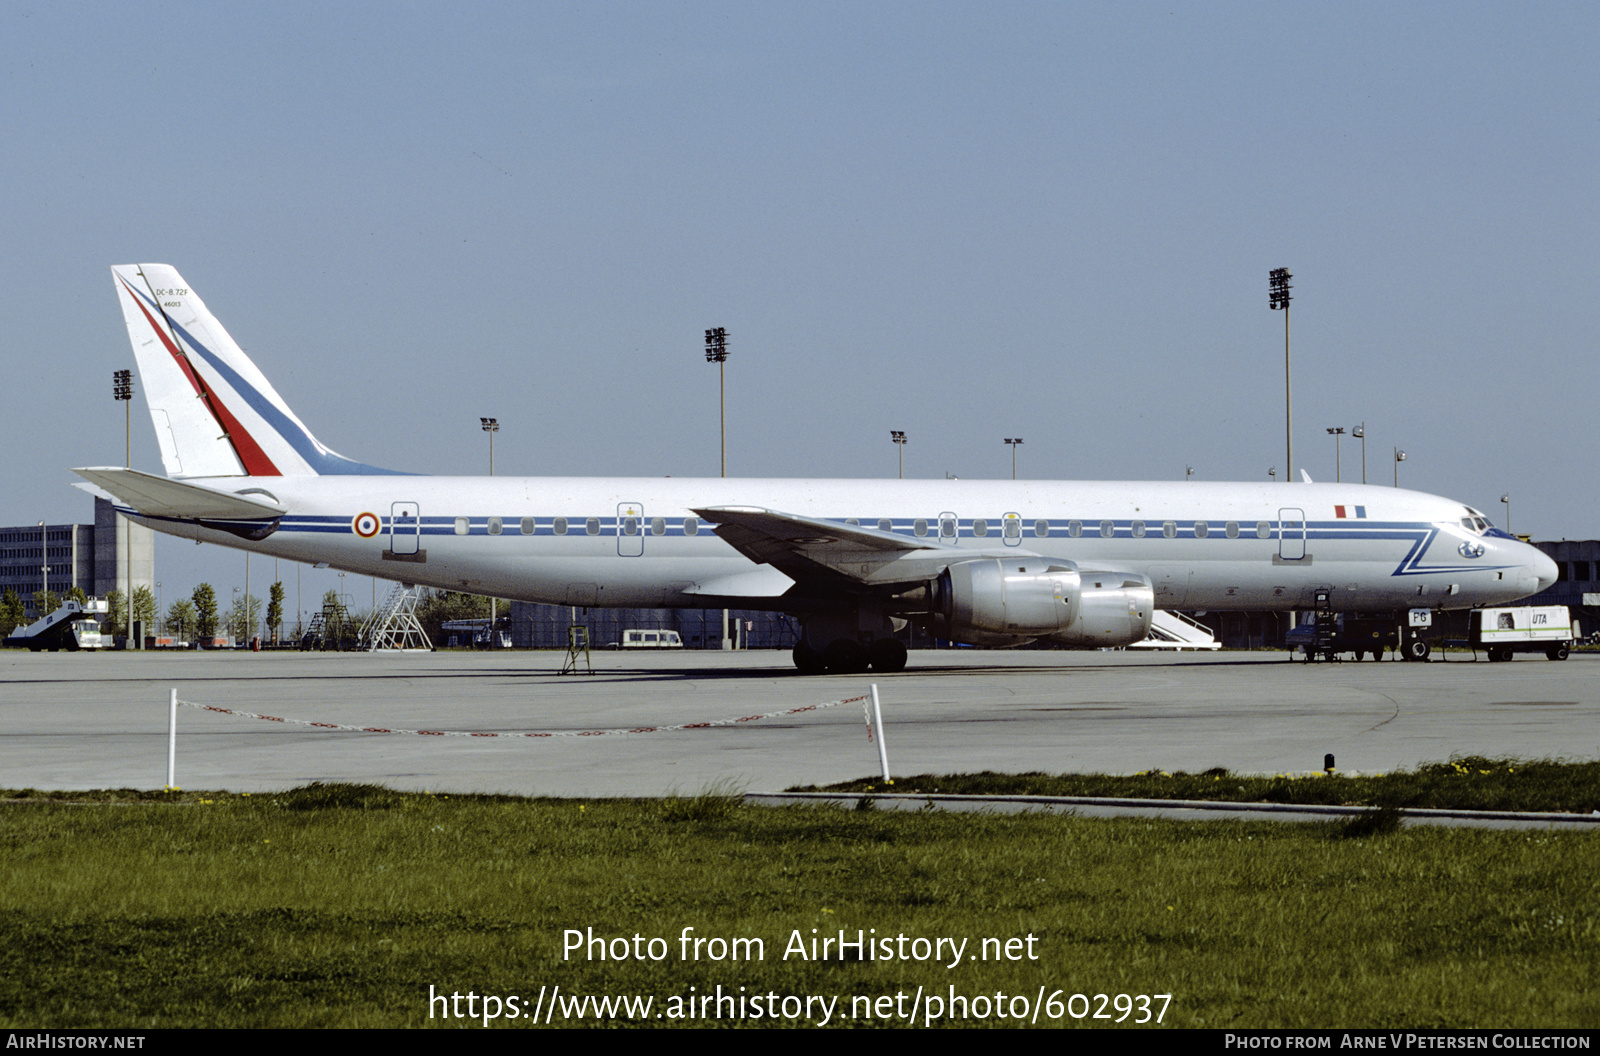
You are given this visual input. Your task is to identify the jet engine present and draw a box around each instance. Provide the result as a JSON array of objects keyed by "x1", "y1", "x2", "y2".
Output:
[{"x1": 929, "y1": 558, "x2": 1153, "y2": 648}]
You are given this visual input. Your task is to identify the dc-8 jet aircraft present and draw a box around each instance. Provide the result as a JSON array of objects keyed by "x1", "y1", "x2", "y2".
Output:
[{"x1": 75, "y1": 264, "x2": 1557, "y2": 674}]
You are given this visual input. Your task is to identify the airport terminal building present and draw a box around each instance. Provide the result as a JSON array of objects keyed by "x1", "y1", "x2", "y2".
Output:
[{"x1": 0, "y1": 498, "x2": 154, "y2": 616}]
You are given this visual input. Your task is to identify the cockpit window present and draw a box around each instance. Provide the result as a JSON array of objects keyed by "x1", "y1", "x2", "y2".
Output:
[{"x1": 1460, "y1": 513, "x2": 1492, "y2": 535}]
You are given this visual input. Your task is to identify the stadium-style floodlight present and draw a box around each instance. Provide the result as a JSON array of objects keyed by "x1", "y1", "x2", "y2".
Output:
[
  {"x1": 113, "y1": 369, "x2": 137, "y2": 641},
  {"x1": 1326, "y1": 426, "x2": 1346, "y2": 482},
  {"x1": 1268, "y1": 467, "x2": 1276, "y2": 481},
  {"x1": 1185, "y1": 464, "x2": 1194, "y2": 481},
  {"x1": 1393, "y1": 447, "x2": 1406, "y2": 487},
  {"x1": 480, "y1": 417, "x2": 499, "y2": 475},
  {"x1": 1269, "y1": 268, "x2": 1293, "y2": 481},
  {"x1": 705, "y1": 327, "x2": 728, "y2": 478},
  {"x1": 1353, "y1": 422, "x2": 1367, "y2": 484},
  {"x1": 1004, "y1": 438, "x2": 1023, "y2": 480},
  {"x1": 890, "y1": 430, "x2": 907, "y2": 479},
  {"x1": 1501, "y1": 493, "x2": 1511, "y2": 534}
]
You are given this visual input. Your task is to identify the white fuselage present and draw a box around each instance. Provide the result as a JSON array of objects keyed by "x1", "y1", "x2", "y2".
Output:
[{"x1": 127, "y1": 476, "x2": 1555, "y2": 614}]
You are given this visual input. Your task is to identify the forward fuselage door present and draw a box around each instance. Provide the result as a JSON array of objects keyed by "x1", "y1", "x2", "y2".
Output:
[
  {"x1": 1278, "y1": 508, "x2": 1306, "y2": 561},
  {"x1": 390, "y1": 502, "x2": 420, "y2": 555},
  {"x1": 617, "y1": 502, "x2": 644, "y2": 557}
]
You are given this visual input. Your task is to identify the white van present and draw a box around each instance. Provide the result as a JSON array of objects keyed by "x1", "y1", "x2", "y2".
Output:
[{"x1": 618, "y1": 629, "x2": 684, "y2": 649}]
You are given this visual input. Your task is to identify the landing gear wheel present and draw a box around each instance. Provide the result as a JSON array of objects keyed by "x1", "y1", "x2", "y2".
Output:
[
  {"x1": 1404, "y1": 639, "x2": 1431, "y2": 662},
  {"x1": 1547, "y1": 644, "x2": 1570, "y2": 661},
  {"x1": 824, "y1": 638, "x2": 870, "y2": 675},
  {"x1": 1489, "y1": 647, "x2": 1511, "y2": 662},
  {"x1": 868, "y1": 638, "x2": 908, "y2": 673},
  {"x1": 792, "y1": 642, "x2": 827, "y2": 675}
]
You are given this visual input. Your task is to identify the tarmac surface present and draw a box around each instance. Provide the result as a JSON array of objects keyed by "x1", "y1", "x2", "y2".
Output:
[{"x1": 3, "y1": 647, "x2": 1597, "y2": 799}]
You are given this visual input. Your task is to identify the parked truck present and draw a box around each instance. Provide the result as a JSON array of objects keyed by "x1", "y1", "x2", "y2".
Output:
[{"x1": 1468, "y1": 606, "x2": 1578, "y2": 661}]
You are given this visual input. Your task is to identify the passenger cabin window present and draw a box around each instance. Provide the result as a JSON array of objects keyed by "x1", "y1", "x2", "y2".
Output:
[
  {"x1": 553, "y1": 517, "x2": 568, "y2": 536},
  {"x1": 1100, "y1": 520, "x2": 1115, "y2": 538},
  {"x1": 972, "y1": 518, "x2": 988, "y2": 537},
  {"x1": 1194, "y1": 521, "x2": 1208, "y2": 538},
  {"x1": 487, "y1": 516, "x2": 503, "y2": 536},
  {"x1": 1226, "y1": 521, "x2": 1239, "y2": 538},
  {"x1": 879, "y1": 519, "x2": 893, "y2": 532},
  {"x1": 650, "y1": 517, "x2": 665, "y2": 536},
  {"x1": 683, "y1": 517, "x2": 698, "y2": 536},
  {"x1": 1256, "y1": 521, "x2": 1271, "y2": 539},
  {"x1": 454, "y1": 518, "x2": 469, "y2": 536},
  {"x1": 1067, "y1": 521, "x2": 1082, "y2": 538},
  {"x1": 940, "y1": 516, "x2": 956, "y2": 538},
  {"x1": 845, "y1": 518, "x2": 859, "y2": 526},
  {"x1": 1131, "y1": 520, "x2": 1146, "y2": 538},
  {"x1": 1004, "y1": 518, "x2": 1021, "y2": 540},
  {"x1": 520, "y1": 517, "x2": 536, "y2": 535},
  {"x1": 1163, "y1": 521, "x2": 1177, "y2": 539},
  {"x1": 622, "y1": 517, "x2": 639, "y2": 536},
  {"x1": 913, "y1": 519, "x2": 928, "y2": 537},
  {"x1": 1035, "y1": 519, "x2": 1050, "y2": 537},
  {"x1": 585, "y1": 517, "x2": 600, "y2": 536}
]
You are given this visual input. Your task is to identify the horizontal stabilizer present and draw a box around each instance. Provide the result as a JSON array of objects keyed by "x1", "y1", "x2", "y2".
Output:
[{"x1": 71, "y1": 467, "x2": 286, "y2": 519}]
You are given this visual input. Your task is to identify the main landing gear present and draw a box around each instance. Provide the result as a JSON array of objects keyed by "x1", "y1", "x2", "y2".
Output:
[
  {"x1": 793, "y1": 637, "x2": 907, "y2": 675},
  {"x1": 792, "y1": 610, "x2": 909, "y2": 674}
]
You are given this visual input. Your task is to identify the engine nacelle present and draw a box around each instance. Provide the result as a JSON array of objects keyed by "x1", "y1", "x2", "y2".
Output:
[{"x1": 930, "y1": 559, "x2": 1153, "y2": 648}]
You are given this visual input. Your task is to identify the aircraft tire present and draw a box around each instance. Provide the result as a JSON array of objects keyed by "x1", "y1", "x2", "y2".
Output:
[
  {"x1": 1404, "y1": 639, "x2": 1430, "y2": 662},
  {"x1": 868, "y1": 638, "x2": 908, "y2": 673},
  {"x1": 1547, "y1": 644, "x2": 1570, "y2": 661},
  {"x1": 824, "y1": 638, "x2": 870, "y2": 675},
  {"x1": 792, "y1": 642, "x2": 827, "y2": 675}
]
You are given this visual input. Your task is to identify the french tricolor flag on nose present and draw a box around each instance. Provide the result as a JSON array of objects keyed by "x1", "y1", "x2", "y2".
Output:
[{"x1": 1334, "y1": 505, "x2": 1367, "y2": 519}]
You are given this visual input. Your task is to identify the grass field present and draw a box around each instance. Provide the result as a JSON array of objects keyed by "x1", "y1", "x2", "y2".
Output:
[{"x1": 0, "y1": 777, "x2": 1595, "y2": 1029}]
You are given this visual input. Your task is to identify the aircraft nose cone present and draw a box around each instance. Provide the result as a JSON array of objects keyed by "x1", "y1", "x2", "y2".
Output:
[{"x1": 1532, "y1": 548, "x2": 1558, "y2": 592}]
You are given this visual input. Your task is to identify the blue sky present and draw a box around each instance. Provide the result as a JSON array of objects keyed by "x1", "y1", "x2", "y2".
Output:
[{"x1": 3, "y1": 2, "x2": 1595, "y2": 611}]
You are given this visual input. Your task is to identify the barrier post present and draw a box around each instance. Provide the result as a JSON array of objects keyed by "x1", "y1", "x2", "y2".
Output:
[
  {"x1": 869, "y1": 683, "x2": 890, "y2": 782},
  {"x1": 166, "y1": 689, "x2": 177, "y2": 791}
]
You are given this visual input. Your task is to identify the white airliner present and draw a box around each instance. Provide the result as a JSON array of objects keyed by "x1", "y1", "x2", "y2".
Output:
[{"x1": 75, "y1": 264, "x2": 1556, "y2": 673}]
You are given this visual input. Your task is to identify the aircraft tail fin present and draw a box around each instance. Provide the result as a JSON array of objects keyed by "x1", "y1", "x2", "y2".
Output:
[{"x1": 111, "y1": 265, "x2": 397, "y2": 478}]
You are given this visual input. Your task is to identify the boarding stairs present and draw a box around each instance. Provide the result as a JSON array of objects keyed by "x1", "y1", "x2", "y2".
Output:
[
  {"x1": 1130, "y1": 610, "x2": 1220, "y2": 650},
  {"x1": 3, "y1": 598, "x2": 109, "y2": 651},
  {"x1": 359, "y1": 583, "x2": 433, "y2": 652}
]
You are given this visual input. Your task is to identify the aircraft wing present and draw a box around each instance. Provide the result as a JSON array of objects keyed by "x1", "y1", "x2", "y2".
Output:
[
  {"x1": 71, "y1": 466, "x2": 286, "y2": 519},
  {"x1": 692, "y1": 505, "x2": 1042, "y2": 590}
]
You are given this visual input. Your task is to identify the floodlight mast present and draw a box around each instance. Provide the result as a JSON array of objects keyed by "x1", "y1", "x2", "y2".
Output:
[
  {"x1": 1326, "y1": 426, "x2": 1345, "y2": 482},
  {"x1": 704, "y1": 327, "x2": 730, "y2": 649},
  {"x1": 705, "y1": 327, "x2": 728, "y2": 478},
  {"x1": 1269, "y1": 268, "x2": 1292, "y2": 481},
  {"x1": 114, "y1": 369, "x2": 135, "y2": 642},
  {"x1": 890, "y1": 430, "x2": 907, "y2": 479},
  {"x1": 480, "y1": 417, "x2": 499, "y2": 475}
]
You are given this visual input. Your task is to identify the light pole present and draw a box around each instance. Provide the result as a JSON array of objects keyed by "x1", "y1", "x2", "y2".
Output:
[
  {"x1": 704, "y1": 327, "x2": 728, "y2": 477},
  {"x1": 1004, "y1": 438, "x2": 1023, "y2": 480},
  {"x1": 890, "y1": 431, "x2": 906, "y2": 479},
  {"x1": 37, "y1": 520, "x2": 45, "y2": 618},
  {"x1": 1269, "y1": 268, "x2": 1293, "y2": 481},
  {"x1": 1185, "y1": 465, "x2": 1194, "y2": 482},
  {"x1": 1353, "y1": 423, "x2": 1367, "y2": 484},
  {"x1": 1393, "y1": 447, "x2": 1406, "y2": 488},
  {"x1": 1501, "y1": 493, "x2": 1511, "y2": 534},
  {"x1": 480, "y1": 417, "x2": 499, "y2": 637},
  {"x1": 480, "y1": 417, "x2": 498, "y2": 475},
  {"x1": 114, "y1": 369, "x2": 135, "y2": 644},
  {"x1": 705, "y1": 327, "x2": 730, "y2": 650},
  {"x1": 1326, "y1": 426, "x2": 1345, "y2": 482}
]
